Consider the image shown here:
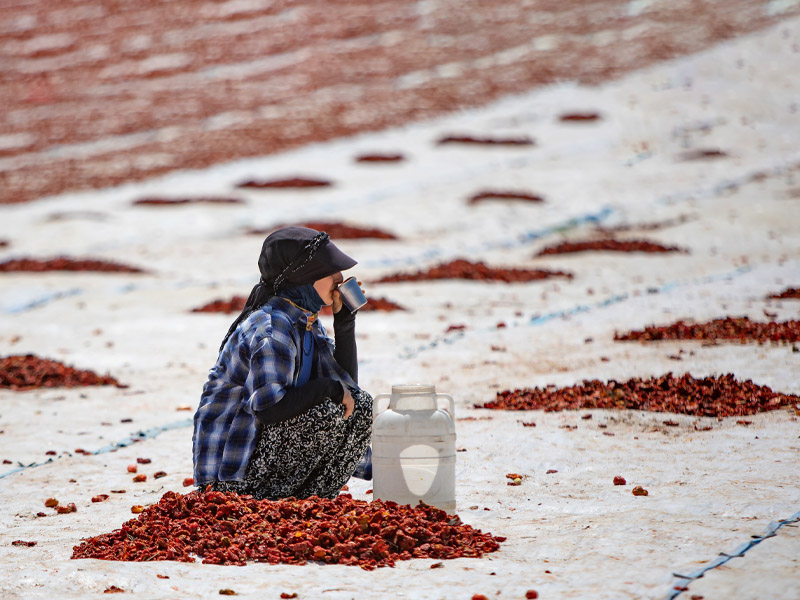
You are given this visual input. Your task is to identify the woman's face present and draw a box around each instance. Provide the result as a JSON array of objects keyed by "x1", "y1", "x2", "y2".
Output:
[{"x1": 313, "y1": 272, "x2": 344, "y2": 305}]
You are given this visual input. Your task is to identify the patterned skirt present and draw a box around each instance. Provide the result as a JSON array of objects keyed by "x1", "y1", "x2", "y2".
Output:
[{"x1": 211, "y1": 388, "x2": 372, "y2": 500}]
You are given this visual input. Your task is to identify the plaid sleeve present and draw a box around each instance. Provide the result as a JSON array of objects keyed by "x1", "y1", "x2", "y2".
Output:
[{"x1": 242, "y1": 314, "x2": 296, "y2": 414}]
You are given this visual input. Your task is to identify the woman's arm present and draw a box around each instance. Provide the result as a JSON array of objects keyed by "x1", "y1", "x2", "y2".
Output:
[
  {"x1": 256, "y1": 377, "x2": 344, "y2": 425},
  {"x1": 332, "y1": 308, "x2": 358, "y2": 383}
]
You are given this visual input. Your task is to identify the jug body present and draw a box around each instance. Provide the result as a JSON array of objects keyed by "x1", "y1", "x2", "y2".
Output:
[{"x1": 372, "y1": 384, "x2": 456, "y2": 512}]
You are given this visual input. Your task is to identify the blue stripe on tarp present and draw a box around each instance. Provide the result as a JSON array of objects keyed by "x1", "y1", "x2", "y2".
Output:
[
  {"x1": 0, "y1": 418, "x2": 193, "y2": 480},
  {"x1": 665, "y1": 509, "x2": 800, "y2": 599}
]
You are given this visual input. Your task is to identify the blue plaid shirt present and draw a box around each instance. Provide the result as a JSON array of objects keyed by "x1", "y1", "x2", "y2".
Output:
[{"x1": 192, "y1": 296, "x2": 357, "y2": 484}]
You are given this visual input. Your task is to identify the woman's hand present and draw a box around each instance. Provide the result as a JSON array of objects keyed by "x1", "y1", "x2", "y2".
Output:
[
  {"x1": 341, "y1": 384, "x2": 354, "y2": 419},
  {"x1": 332, "y1": 280, "x2": 364, "y2": 314}
]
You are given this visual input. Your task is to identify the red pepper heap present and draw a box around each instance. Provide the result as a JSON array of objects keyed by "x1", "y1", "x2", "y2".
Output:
[
  {"x1": 480, "y1": 373, "x2": 797, "y2": 418},
  {"x1": 615, "y1": 316, "x2": 800, "y2": 344},
  {"x1": 0, "y1": 354, "x2": 123, "y2": 390},
  {"x1": 72, "y1": 491, "x2": 504, "y2": 569}
]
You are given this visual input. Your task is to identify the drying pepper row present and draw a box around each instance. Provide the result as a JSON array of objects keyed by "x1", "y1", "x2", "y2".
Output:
[
  {"x1": 615, "y1": 316, "x2": 800, "y2": 344},
  {"x1": 478, "y1": 373, "x2": 797, "y2": 417},
  {"x1": 536, "y1": 238, "x2": 686, "y2": 256},
  {"x1": 246, "y1": 221, "x2": 397, "y2": 240},
  {"x1": 376, "y1": 259, "x2": 573, "y2": 283},
  {"x1": 192, "y1": 296, "x2": 404, "y2": 314},
  {"x1": 72, "y1": 490, "x2": 503, "y2": 569},
  {"x1": 0, "y1": 354, "x2": 123, "y2": 390},
  {"x1": 0, "y1": 257, "x2": 144, "y2": 273}
]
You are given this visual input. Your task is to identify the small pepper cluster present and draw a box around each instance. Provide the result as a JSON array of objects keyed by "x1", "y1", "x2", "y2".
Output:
[
  {"x1": 479, "y1": 373, "x2": 797, "y2": 417},
  {"x1": 536, "y1": 238, "x2": 686, "y2": 256},
  {"x1": 72, "y1": 490, "x2": 503, "y2": 569},
  {"x1": 377, "y1": 259, "x2": 572, "y2": 283},
  {"x1": 468, "y1": 191, "x2": 544, "y2": 204},
  {"x1": 236, "y1": 177, "x2": 331, "y2": 189},
  {"x1": 0, "y1": 257, "x2": 144, "y2": 273},
  {"x1": 768, "y1": 287, "x2": 800, "y2": 299},
  {"x1": 191, "y1": 296, "x2": 247, "y2": 314},
  {"x1": 0, "y1": 354, "x2": 123, "y2": 390},
  {"x1": 615, "y1": 316, "x2": 800, "y2": 344},
  {"x1": 291, "y1": 222, "x2": 398, "y2": 240},
  {"x1": 437, "y1": 134, "x2": 534, "y2": 146},
  {"x1": 246, "y1": 221, "x2": 397, "y2": 240},
  {"x1": 133, "y1": 197, "x2": 244, "y2": 206}
]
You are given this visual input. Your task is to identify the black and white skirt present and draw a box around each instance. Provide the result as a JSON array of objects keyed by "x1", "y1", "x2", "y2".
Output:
[{"x1": 212, "y1": 388, "x2": 372, "y2": 500}]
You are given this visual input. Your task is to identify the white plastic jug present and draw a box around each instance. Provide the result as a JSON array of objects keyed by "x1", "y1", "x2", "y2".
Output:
[{"x1": 372, "y1": 384, "x2": 457, "y2": 512}]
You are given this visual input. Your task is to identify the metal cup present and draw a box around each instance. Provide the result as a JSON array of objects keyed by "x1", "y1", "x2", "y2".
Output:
[{"x1": 338, "y1": 276, "x2": 367, "y2": 312}]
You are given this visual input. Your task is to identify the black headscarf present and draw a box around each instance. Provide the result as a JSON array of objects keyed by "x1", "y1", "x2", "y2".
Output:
[{"x1": 219, "y1": 227, "x2": 357, "y2": 351}]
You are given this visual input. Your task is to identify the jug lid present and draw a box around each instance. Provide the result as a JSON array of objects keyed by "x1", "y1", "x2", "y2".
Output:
[{"x1": 391, "y1": 383, "x2": 436, "y2": 395}]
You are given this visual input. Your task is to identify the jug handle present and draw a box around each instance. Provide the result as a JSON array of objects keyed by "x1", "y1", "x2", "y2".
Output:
[
  {"x1": 436, "y1": 393, "x2": 455, "y2": 417},
  {"x1": 373, "y1": 393, "x2": 392, "y2": 418}
]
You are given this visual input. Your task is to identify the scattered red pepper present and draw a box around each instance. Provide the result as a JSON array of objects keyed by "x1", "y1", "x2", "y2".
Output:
[
  {"x1": 0, "y1": 354, "x2": 123, "y2": 390},
  {"x1": 526, "y1": 591, "x2": 539, "y2": 599},
  {"x1": 376, "y1": 259, "x2": 572, "y2": 283},
  {"x1": 12, "y1": 540, "x2": 37, "y2": 547},
  {"x1": 183, "y1": 478, "x2": 195, "y2": 487},
  {"x1": 44, "y1": 498, "x2": 58, "y2": 508},
  {"x1": 92, "y1": 495, "x2": 110, "y2": 503},
  {"x1": 127, "y1": 465, "x2": 138, "y2": 473},
  {"x1": 104, "y1": 586, "x2": 125, "y2": 594},
  {"x1": 479, "y1": 373, "x2": 796, "y2": 418},
  {"x1": 133, "y1": 474, "x2": 147, "y2": 483},
  {"x1": 0, "y1": 257, "x2": 144, "y2": 273},
  {"x1": 632, "y1": 486, "x2": 649, "y2": 496},
  {"x1": 613, "y1": 476, "x2": 626, "y2": 486},
  {"x1": 137, "y1": 458, "x2": 152, "y2": 464},
  {"x1": 280, "y1": 593, "x2": 298, "y2": 599},
  {"x1": 154, "y1": 471, "x2": 167, "y2": 479},
  {"x1": 615, "y1": 317, "x2": 800, "y2": 344},
  {"x1": 72, "y1": 490, "x2": 503, "y2": 569}
]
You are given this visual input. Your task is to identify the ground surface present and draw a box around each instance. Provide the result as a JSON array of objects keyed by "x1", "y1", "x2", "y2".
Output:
[{"x1": 1, "y1": 5, "x2": 800, "y2": 600}]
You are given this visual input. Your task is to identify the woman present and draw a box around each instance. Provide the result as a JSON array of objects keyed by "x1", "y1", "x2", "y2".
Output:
[{"x1": 192, "y1": 227, "x2": 372, "y2": 499}]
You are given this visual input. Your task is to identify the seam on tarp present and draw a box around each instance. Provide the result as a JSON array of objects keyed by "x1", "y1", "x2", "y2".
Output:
[
  {"x1": 666, "y1": 510, "x2": 800, "y2": 599},
  {"x1": 0, "y1": 418, "x2": 193, "y2": 480},
  {"x1": 397, "y1": 264, "x2": 754, "y2": 359}
]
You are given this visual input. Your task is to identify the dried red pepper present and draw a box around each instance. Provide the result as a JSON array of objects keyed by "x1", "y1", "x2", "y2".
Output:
[
  {"x1": 615, "y1": 317, "x2": 800, "y2": 344},
  {"x1": 479, "y1": 373, "x2": 796, "y2": 418},
  {"x1": 133, "y1": 197, "x2": 244, "y2": 206},
  {"x1": 236, "y1": 177, "x2": 331, "y2": 189},
  {"x1": 437, "y1": 134, "x2": 534, "y2": 146},
  {"x1": 247, "y1": 221, "x2": 397, "y2": 240},
  {"x1": 767, "y1": 288, "x2": 800, "y2": 299},
  {"x1": 0, "y1": 257, "x2": 144, "y2": 273},
  {"x1": 0, "y1": 354, "x2": 123, "y2": 390},
  {"x1": 536, "y1": 238, "x2": 686, "y2": 256},
  {"x1": 72, "y1": 490, "x2": 503, "y2": 569},
  {"x1": 467, "y1": 190, "x2": 544, "y2": 205},
  {"x1": 376, "y1": 259, "x2": 572, "y2": 283},
  {"x1": 355, "y1": 153, "x2": 405, "y2": 163}
]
